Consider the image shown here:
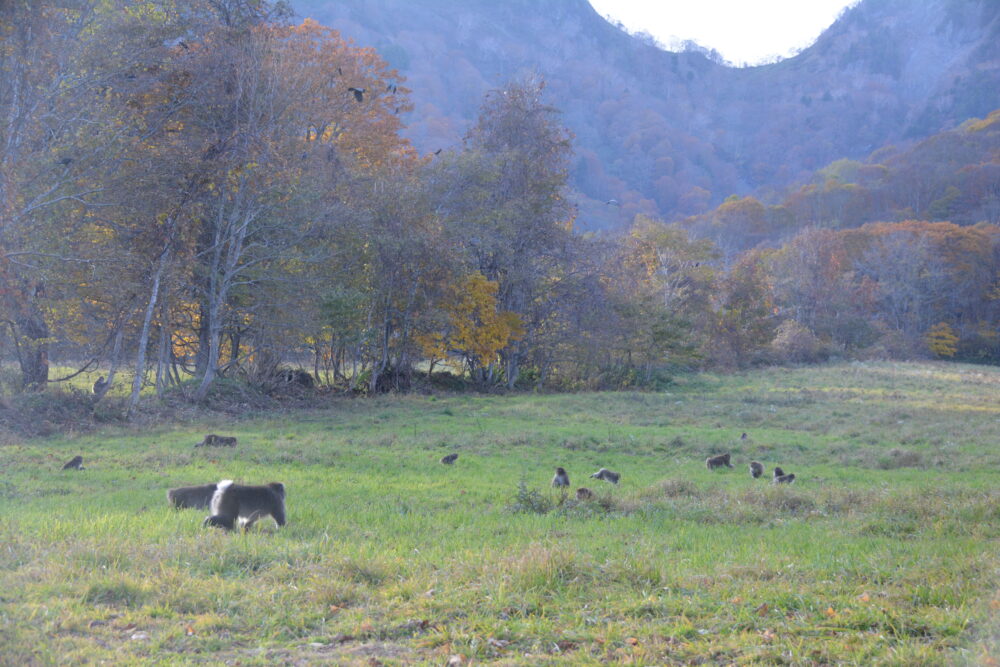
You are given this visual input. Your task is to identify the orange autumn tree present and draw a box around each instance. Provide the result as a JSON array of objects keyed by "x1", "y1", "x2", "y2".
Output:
[{"x1": 418, "y1": 273, "x2": 524, "y2": 381}]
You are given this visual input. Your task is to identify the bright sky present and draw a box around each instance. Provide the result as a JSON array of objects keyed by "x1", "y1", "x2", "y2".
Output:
[{"x1": 588, "y1": 0, "x2": 861, "y2": 65}]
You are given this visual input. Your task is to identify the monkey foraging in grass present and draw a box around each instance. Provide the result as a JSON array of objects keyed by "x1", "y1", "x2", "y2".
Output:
[
  {"x1": 167, "y1": 483, "x2": 217, "y2": 510},
  {"x1": 552, "y1": 467, "x2": 570, "y2": 488},
  {"x1": 62, "y1": 455, "x2": 84, "y2": 470},
  {"x1": 203, "y1": 480, "x2": 286, "y2": 531},
  {"x1": 749, "y1": 461, "x2": 764, "y2": 478},
  {"x1": 196, "y1": 434, "x2": 237, "y2": 448},
  {"x1": 590, "y1": 468, "x2": 620, "y2": 484},
  {"x1": 706, "y1": 453, "x2": 733, "y2": 470},
  {"x1": 772, "y1": 466, "x2": 785, "y2": 479},
  {"x1": 773, "y1": 473, "x2": 796, "y2": 484},
  {"x1": 440, "y1": 453, "x2": 458, "y2": 464},
  {"x1": 576, "y1": 487, "x2": 595, "y2": 500}
]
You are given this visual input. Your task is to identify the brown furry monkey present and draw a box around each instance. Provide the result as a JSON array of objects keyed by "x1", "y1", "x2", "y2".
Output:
[
  {"x1": 196, "y1": 434, "x2": 237, "y2": 448},
  {"x1": 749, "y1": 461, "x2": 764, "y2": 478},
  {"x1": 440, "y1": 453, "x2": 458, "y2": 464},
  {"x1": 576, "y1": 487, "x2": 595, "y2": 500},
  {"x1": 706, "y1": 453, "x2": 733, "y2": 470}
]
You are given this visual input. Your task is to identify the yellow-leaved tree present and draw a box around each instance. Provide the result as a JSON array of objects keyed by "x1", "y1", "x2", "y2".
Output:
[
  {"x1": 418, "y1": 273, "x2": 524, "y2": 382},
  {"x1": 925, "y1": 322, "x2": 958, "y2": 358}
]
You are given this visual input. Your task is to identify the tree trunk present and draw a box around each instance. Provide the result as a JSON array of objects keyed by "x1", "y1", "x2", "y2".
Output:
[{"x1": 127, "y1": 248, "x2": 168, "y2": 417}]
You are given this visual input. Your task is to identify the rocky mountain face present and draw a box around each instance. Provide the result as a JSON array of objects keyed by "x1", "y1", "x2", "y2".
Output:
[{"x1": 291, "y1": 0, "x2": 1000, "y2": 230}]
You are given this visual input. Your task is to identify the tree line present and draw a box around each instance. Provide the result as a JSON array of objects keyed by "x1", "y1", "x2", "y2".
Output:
[{"x1": 2, "y1": 1, "x2": 998, "y2": 413}]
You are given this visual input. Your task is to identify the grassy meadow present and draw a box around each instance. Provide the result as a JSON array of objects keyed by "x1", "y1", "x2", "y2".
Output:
[{"x1": 2, "y1": 361, "x2": 1000, "y2": 665}]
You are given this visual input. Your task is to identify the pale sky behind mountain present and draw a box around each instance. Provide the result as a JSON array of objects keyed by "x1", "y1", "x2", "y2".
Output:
[{"x1": 588, "y1": 0, "x2": 861, "y2": 65}]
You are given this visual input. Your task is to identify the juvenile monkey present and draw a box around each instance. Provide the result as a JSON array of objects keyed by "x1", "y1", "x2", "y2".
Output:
[
  {"x1": 62, "y1": 455, "x2": 84, "y2": 470},
  {"x1": 167, "y1": 483, "x2": 217, "y2": 509},
  {"x1": 92, "y1": 376, "x2": 108, "y2": 396},
  {"x1": 196, "y1": 434, "x2": 237, "y2": 448},
  {"x1": 552, "y1": 466, "x2": 570, "y2": 488},
  {"x1": 440, "y1": 453, "x2": 458, "y2": 464},
  {"x1": 590, "y1": 468, "x2": 620, "y2": 484},
  {"x1": 575, "y1": 487, "x2": 595, "y2": 500},
  {"x1": 749, "y1": 461, "x2": 764, "y2": 478},
  {"x1": 706, "y1": 453, "x2": 734, "y2": 470},
  {"x1": 203, "y1": 480, "x2": 286, "y2": 531},
  {"x1": 774, "y1": 473, "x2": 796, "y2": 484}
]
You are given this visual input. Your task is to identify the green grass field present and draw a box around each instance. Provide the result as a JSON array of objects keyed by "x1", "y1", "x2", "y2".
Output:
[{"x1": 2, "y1": 361, "x2": 999, "y2": 665}]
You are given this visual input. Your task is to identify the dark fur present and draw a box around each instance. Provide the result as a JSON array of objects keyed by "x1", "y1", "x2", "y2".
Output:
[
  {"x1": 196, "y1": 434, "x2": 237, "y2": 448},
  {"x1": 772, "y1": 466, "x2": 785, "y2": 479},
  {"x1": 774, "y1": 473, "x2": 796, "y2": 484},
  {"x1": 440, "y1": 453, "x2": 458, "y2": 464},
  {"x1": 167, "y1": 483, "x2": 217, "y2": 509},
  {"x1": 576, "y1": 487, "x2": 594, "y2": 500},
  {"x1": 706, "y1": 453, "x2": 734, "y2": 470},
  {"x1": 749, "y1": 461, "x2": 764, "y2": 478},
  {"x1": 62, "y1": 455, "x2": 84, "y2": 470},
  {"x1": 552, "y1": 466, "x2": 570, "y2": 488},
  {"x1": 203, "y1": 481, "x2": 286, "y2": 531}
]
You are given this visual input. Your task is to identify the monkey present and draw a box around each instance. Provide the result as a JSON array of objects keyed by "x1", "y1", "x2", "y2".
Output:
[
  {"x1": 749, "y1": 461, "x2": 764, "y2": 478},
  {"x1": 706, "y1": 453, "x2": 734, "y2": 470},
  {"x1": 440, "y1": 453, "x2": 458, "y2": 464},
  {"x1": 575, "y1": 487, "x2": 594, "y2": 500},
  {"x1": 203, "y1": 480, "x2": 286, "y2": 531},
  {"x1": 773, "y1": 473, "x2": 796, "y2": 484},
  {"x1": 741, "y1": 432, "x2": 748, "y2": 440},
  {"x1": 196, "y1": 434, "x2": 237, "y2": 448},
  {"x1": 167, "y1": 483, "x2": 217, "y2": 509},
  {"x1": 62, "y1": 455, "x2": 84, "y2": 470},
  {"x1": 348, "y1": 86, "x2": 365, "y2": 102},
  {"x1": 92, "y1": 376, "x2": 108, "y2": 395},
  {"x1": 590, "y1": 468, "x2": 620, "y2": 484},
  {"x1": 772, "y1": 466, "x2": 785, "y2": 479},
  {"x1": 552, "y1": 466, "x2": 570, "y2": 488}
]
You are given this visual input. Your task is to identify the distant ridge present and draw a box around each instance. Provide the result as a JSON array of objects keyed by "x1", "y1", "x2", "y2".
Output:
[{"x1": 292, "y1": 0, "x2": 1000, "y2": 230}]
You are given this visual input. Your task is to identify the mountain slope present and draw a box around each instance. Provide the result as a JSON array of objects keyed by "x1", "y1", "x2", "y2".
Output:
[{"x1": 291, "y1": 0, "x2": 1000, "y2": 230}]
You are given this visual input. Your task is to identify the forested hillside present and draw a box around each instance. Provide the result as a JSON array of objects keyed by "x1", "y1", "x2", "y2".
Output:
[
  {"x1": 2, "y1": 0, "x2": 1000, "y2": 427},
  {"x1": 292, "y1": 0, "x2": 1000, "y2": 229},
  {"x1": 686, "y1": 109, "x2": 1000, "y2": 254}
]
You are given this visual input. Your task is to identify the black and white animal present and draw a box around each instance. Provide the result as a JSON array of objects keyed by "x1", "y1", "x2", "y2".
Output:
[
  {"x1": 167, "y1": 483, "x2": 218, "y2": 510},
  {"x1": 552, "y1": 466, "x2": 570, "y2": 488},
  {"x1": 440, "y1": 453, "x2": 458, "y2": 465},
  {"x1": 62, "y1": 455, "x2": 84, "y2": 470},
  {"x1": 774, "y1": 473, "x2": 796, "y2": 484},
  {"x1": 772, "y1": 466, "x2": 785, "y2": 479},
  {"x1": 590, "y1": 468, "x2": 620, "y2": 484},
  {"x1": 203, "y1": 480, "x2": 286, "y2": 531},
  {"x1": 347, "y1": 86, "x2": 365, "y2": 102},
  {"x1": 706, "y1": 453, "x2": 734, "y2": 470},
  {"x1": 749, "y1": 461, "x2": 764, "y2": 478}
]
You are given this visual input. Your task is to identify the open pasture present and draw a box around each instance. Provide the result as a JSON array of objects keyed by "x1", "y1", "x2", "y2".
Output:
[{"x1": 1, "y1": 361, "x2": 999, "y2": 664}]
